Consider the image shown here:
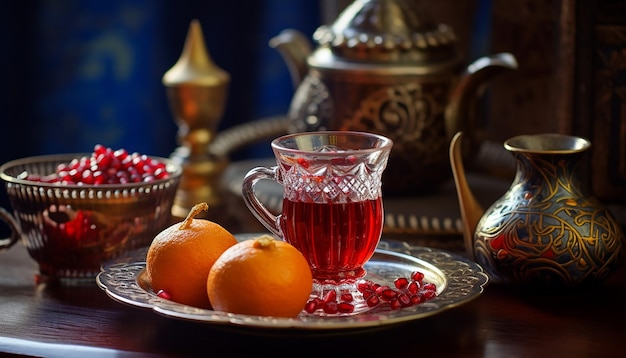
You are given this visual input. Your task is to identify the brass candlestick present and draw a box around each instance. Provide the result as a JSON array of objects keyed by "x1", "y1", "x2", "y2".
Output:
[{"x1": 163, "y1": 19, "x2": 230, "y2": 220}]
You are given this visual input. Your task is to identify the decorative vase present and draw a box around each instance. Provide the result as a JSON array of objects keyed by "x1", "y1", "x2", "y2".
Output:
[{"x1": 451, "y1": 132, "x2": 624, "y2": 287}]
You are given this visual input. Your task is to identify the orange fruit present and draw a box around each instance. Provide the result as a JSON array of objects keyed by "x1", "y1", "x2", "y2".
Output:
[
  {"x1": 146, "y1": 202, "x2": 237, "y2": 308},
  {"x1": 207, "y1": 235, "x2": 313, "y2": 318}
]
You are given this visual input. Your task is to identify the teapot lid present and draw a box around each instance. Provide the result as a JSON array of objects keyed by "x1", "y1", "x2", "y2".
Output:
[{"x1": 312, "y1": 0, "x2": 459, "y2": 65}]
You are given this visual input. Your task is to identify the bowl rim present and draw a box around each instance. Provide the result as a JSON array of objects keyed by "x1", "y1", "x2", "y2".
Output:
[{"x1": 0, "y1": 153, "x2": 183, "y2": 189}]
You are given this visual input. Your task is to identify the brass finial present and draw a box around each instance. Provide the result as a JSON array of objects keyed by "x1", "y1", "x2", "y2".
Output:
[
  {"x1": 163, "y1": 19, "x2": 230, "y2": 220},
  {"x1": 163, "y1": 19, "x2": 229, "y2": 87}
]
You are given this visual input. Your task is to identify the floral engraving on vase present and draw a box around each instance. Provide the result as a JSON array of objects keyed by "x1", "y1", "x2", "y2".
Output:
[{"x1": 473, "y1": 152, "x2": 624, "y2": 286}]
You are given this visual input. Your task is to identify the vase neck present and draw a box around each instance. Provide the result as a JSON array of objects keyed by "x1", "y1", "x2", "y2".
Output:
[{"x1": 512, "y1": 151, "x2": 586, "y2": 193}]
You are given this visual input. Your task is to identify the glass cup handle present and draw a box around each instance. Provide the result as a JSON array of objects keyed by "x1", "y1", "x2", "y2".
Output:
[
  {"x1": 0, "y1": 207, "x2": 21, "y2": 250},
  {"x1": 241, "y1": 166, "x2": 282, "y2": 237}
]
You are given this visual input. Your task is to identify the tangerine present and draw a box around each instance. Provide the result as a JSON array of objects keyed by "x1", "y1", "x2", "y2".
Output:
[
  {"x1": 146, "y1": 202, "x2": 237, "y2": 308},
  {"x1": 207, "y1": 235, "x2": 313, "y2": 318}
]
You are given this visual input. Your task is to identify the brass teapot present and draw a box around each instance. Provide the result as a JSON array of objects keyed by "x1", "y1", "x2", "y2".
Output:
[{"x1": 271, "y1": 0, "x2": 518, "y2": 195}]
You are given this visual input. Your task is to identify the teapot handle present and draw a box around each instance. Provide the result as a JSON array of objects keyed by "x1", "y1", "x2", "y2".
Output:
[
  {"x1": 0, "y1": 207, "x2": 21, "y2": 250},
  {"x1": 445, "y1": 52, "x2": 518, "y2": 154}
]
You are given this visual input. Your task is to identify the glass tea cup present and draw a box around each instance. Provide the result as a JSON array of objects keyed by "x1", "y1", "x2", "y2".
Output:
[{"x1": 242, "y1": 131, "x2": 393, "y2": 315}]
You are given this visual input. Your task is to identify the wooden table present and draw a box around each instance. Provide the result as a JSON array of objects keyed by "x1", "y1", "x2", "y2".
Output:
[{"x1": 1, "y1": 235, "x2": 625, "y2": 358}]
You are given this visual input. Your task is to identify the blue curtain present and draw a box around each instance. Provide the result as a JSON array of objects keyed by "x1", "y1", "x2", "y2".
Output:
[{"x1": 0, "y1": 0, "x2": 321, "y2": 211}]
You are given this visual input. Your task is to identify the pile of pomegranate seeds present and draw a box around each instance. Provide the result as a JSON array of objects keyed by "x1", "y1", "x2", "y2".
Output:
[
  {"x1": 42, "y1": 204, "x2": 129, "y2": 251},
  {"x1": 21, "y1": 144, "x2": 170, "y2": 185},
  {"x1": 304, "y1": 271, "x2": 437, "y2": 315}
]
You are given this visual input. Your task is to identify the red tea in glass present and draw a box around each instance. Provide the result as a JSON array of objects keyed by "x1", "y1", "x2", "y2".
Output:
[
  {"x1": 242, "y1": 131, "x2": 393, "y2": 315},
  {"x1": 280, "y1": 197, "x2": 383, "y2": 282}
]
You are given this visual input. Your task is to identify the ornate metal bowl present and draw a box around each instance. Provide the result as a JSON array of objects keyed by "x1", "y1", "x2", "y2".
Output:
[{"x1": 0, "y1": 153, "x2": 182, "y2": 284}]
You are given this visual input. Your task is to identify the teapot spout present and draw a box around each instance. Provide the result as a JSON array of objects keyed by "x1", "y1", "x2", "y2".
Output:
[
  {"x1": 445, "y1": 52, "x2": 518, "y2": 143},
  {"x1": 449, "y1": 132, "x2": 485, "y2": 257},
  {"x1": 269, "y1": 29, "x2": 313, "y2": 89}
]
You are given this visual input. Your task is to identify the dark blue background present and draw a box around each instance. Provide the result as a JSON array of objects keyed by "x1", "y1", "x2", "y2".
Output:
[
  {"x1": 0, "y1": 0, "x2": 320, "y2": 159},
  {"x1": 0, "y1": 0, "x2": 321, "y2": 212}
]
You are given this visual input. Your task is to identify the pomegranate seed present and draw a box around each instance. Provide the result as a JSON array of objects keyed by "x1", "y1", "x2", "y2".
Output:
[
  {"x1": 394, "y1": 277, "x2": 409, "y2": 290},
  {"x1": 109, "y1": 157, "x2": 121, "y2": 170},
  {"x1": 114, "y1": 148, "x2": 128, "y2": 160},
  {"x1": 323, "y1": 301, "x2": 338, "y2": 314},
  {"x1": 389, "y1": 299, "x2": 401, "y2": 310},
  {"x1": 96, "y1": 153, "x2": 111, "y2": 168},
  {"x1": 379, "y1": 288, "x2": 398, "y2": 301},
  {"x1": 410, "y1": 295, "x2": 421, "y2": 305},
  {"x1": 337, "y1": 302, "x2": 355, "y2": 314},
  {"x1": 81, "y1": 169, "x2": 94, "y2": 184},
  {"x1": 366, "y1": 295, "x2": 380, "y2": 307},
  {"x1": 93, "y1": 144, "x2": 106, "y2": 156},
  {"x1": 136, "y1": 154, "x2": 149, "y2": 166},
  {"x1": 69, "y1": 169, "x2": 80, "y2": 180},
  {"x1": 304, "y1": 300, "x2": 319, "y2": 314},
  {"x1": 57, "y1": 170, "x2": 71, "y2": 181},
  {"x1": 421, "y1": 290, "x2": 437, "y2": 299},
  {"x1": 149, "y1": 158, "x2": 163, "y2": 167},
  {"x1": 375, "y1": 285, "x2": 390, "y2": 296},
  {"x1": 156, "y1": 290, "x2": 171, "y2": 300},
  {"x1": 357, "y1": 280, "x2": 373, "y2": 292},
  {"x1": 411, "y1": 271, "x2": 425, "y2": 281},
  {"x1": 93, "y1": 171, "x2": 105, "y2": 185},
  {"x1": 69, "y1": 158, "x2": 80, "y2": 170},
  {"x1": 407, "y1": 281, "x2": 419, "y2": 295},
  {"x1": 121, "y1": 156, "x2": 133, "y2": 169},
  {"x1": 154, "y1": 167, "x2": 168, "y2": 179},
  {"x1": 423, "y1": 283, "x2": 436, "y2": 291},
  {"x1": 130, "y1": 173, "x2": 142, "y2": 183},
  {"x1": 340, "y1": 293, "x2": 354, "y2": 302},
  {"x1": 362, "y1": 290, "x2": 375, "y2": 299},
  {"x1": 323, "y1": 290, "x2": 337, "y2": 304},
  {"x1": 398, "y1": 293, "x2": 411, "y2": 307}
]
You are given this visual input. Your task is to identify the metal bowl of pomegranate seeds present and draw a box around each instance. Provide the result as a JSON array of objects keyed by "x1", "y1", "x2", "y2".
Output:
[{"x1": 0, "y1": 145, "x2": 182, "y2": 284}]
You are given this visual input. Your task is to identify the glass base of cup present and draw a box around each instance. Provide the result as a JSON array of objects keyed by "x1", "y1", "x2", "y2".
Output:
[{"x1": 303, "y1": 279, "x2": 373, "y2": 316}]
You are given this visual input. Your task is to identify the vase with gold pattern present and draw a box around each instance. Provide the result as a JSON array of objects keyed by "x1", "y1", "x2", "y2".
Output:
[{"x1": 450, "y1": 132, "x2": 624, "y2": 287}]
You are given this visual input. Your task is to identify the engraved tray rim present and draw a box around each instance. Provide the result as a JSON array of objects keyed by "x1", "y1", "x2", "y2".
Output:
[{"x1": 96, "y1": 235, "x2": 488, "y2": 331}]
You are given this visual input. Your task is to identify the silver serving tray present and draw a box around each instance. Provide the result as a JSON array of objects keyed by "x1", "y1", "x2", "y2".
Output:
[{"x1": 97, "y1": 235, "x2": 488, "y2": 331}]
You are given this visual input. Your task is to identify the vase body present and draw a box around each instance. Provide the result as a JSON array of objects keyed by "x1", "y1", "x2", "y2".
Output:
[{"x1": 474, "y1": 134, "x2": 624, "y2": 286}]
